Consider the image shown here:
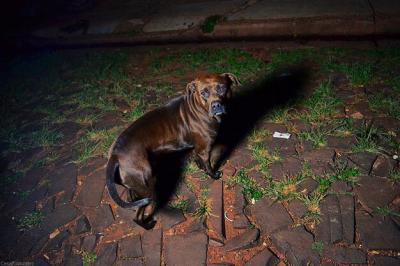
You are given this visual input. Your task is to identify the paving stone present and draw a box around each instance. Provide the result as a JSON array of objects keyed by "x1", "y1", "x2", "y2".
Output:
[
  {"x1": 245, "y1": 248, "x2": 279, "y2": 266},
  {"x1": 78, "y1": 157, "x2": 107, "y2": 177},
  {"x1": 371, "y1": 154, "x2": 392, "y2": 177},
  {"x1": 264, "y1": 138, "x2": 297, "y2": 157},
  {"x1": 222, "y1": 162, "x2": 236, "y2": 177},
  {"x1": 303, "y1": 148, "x2": 335, "y2": 175},
  {"x1": 47, "y1": 230, "x2": 70, "y2": 251},
  {"x1": 159, "y1": 207, "x2": 185, "y2": 230},
  {"x1": 315, "y1": 195, "x2": 342, "y2": 244},
  {"x1": 268, "y1": 162, "x2": 285, "y2": 181},
  {"x1": 75, "y1": 216, "x2": 91, "y2": 234},
  {"x1": 287, "y1": 199, "x2": 307, "y2": 218},
  {"x1": 297, "y1": 178, "x2": 318, "y2": 194},
  {"x1": 57, "y1": 122, "x2": 80, "y2": 143},
  {"x1": 346, "y1": 101, "x2": 375, "y2": 119},
  {"x1": 354, "y1": 176, "x2": 399, "y2": 212},
  {"x1": 347, "y1": 152, "x2": 377, "y2": 174},
  {"x1": 233, "y1": 214, "x2": 250, "y2": 229},
  {"x1": 223, "y1": 228, "x2": 259, "y2": 251},
  {"x1": 64, "y1": 254, "x2": 83, "y2": 266},
  {"x1": 373, "y1": 116, "x2": 400, "y2": 133},
  {"x1": 93, "y1": 112, "x2": 124, "y2": 130},
  {"x1": 34, "y1": 256, "x2": 51, "y2": 266},
  {"x1": 209, "y1": 238, "x2": 224, "y2": 247},
  {"x1": 119, "y1": 234, "x2": 142, "y2": 258},
  {"x1": 324, "y1": 246, "x2": 366, "y2": 264},
  {"x1": 187, "y1": 217, "x2": 206, "y2": 233},
  {"x1": 229, "y1": 148, "x2": 257, "y2": 169},
  {"x1": 248, "y1": 197, "x2": 292, "y2": 234},
  {"x1": 142, "y1": 229, "x2": 161, "y2": 266},
  {"x1": 175, "y1": 182, "x2": 198, "y2": 213},
  {"x1": 47, "y1": 163, "x2": 77, "y2": 203},
  {"x1": 81, "y1": 235, "x2": 97, "y2": 251},
  {"x1": 271, "y1": 226, "x2": 320, "y2": 266},
  {"x1": 0, "y1": 218, "x2": 20, "y2": 256},
  {"x1": 247, "y1": 169, "x2": 269, "y2": 187},
  {"x1": 42, "y1": 203, "x2": 80, "y2": 234},
  {"x1": 373, "y1": 256, "x2": 400, "y2": 266},
  {"x1": 234, "y1": 185, "x2": 246, "y2": 215},
  {"x1": 315, "y1": 194, "x2": 355, "y2": 244},
  {"x1": 338, "y1": 195, "x2": 355, "y2": 244},
  {"x1": 13, "y1": 229, "x2": 46, "y2": 259},
  {"x1": 209, "y1": 179, "x2": 225, "y2": 239},
  {"x1": 94, "y1": 243, "x2": 117, "y2": 266},
  {"x1": 328, "y1": 180, "x2": 352, "y2": 194},
  {"x1": 327, "y1": 136, "x2": 356, "y2": 150},
  {"x1": 75, "y1": 168, "x2": 106, "y2": 207},
  {"x1": 260, "y1": 122, "x2": 287, "y2": 133},
  {"x1": 287, "y1": 119, "x2": 310, "y2": 132},
  {"x1": 165, "y1": 232, "x2": 208, "y2": 266},
  {"x1": 117, "y1": 258, "x2": 144, "y2": 266},
  {"x1": 356, "y1": 210, "x2": 400, "y2": 250},
  {"x1": 87, "y1": 204, "x2": 115, "y2": 232}
]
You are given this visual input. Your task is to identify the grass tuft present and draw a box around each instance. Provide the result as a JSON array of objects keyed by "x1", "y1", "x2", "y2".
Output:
[
  {"x1": 352, "y1": 121, "x2": 379, "y2": 153},
  {"x1": 17, "y1": 211, "x2": 44, "y2": 231},
  {"x1": 201, "y1": 15, "x2": 225, "y2": 33},
  {"x1": 231, "y1": 169, "x2": 264, "y2": 201},
  {"x1": 194, "y1": 189, "x2": 212, "y2": 218}
]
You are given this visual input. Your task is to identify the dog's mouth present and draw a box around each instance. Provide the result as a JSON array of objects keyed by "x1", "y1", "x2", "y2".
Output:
[{"x1": 212, "y1": 110, "x2": 226, "y2": 123}]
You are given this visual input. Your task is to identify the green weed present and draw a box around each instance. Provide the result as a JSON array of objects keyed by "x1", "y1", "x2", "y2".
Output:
[
  {"x1": 194, "y1": 188, "x2": 212, "y2": 218},
  {"x1": 268, "y1": 49, "x2": 310, "y2": 72},
  {"x1": 73, "y1": 127, "x2": 120, "y2": 165},
  {"x1": 352, "y1": 121, "x2": 379, "y2": 153},
  {"x1": 300, "y1": 192, "x2": 325, "y2": 218},
  {"x1": 79, "y1": 250, "x2": 97, "y2": 266},
  {"x1": 373, "y1": 206, "x2": 400, "y2": 218},
  {"x1": 311, "y1": 241, "x2": 324, "y2": 255},
  {"x1": 201, "y1": 15, "x2": 225, "y2": 33},
  {"x1": 231, "y1": 169, "x2": 265, "y2": 201},
  {"x1": 123, "y1": 105, "x2": 144, "y2": 121},
  {"x1": 339, "y1": 62, "x2": 373, "y2": 87},
  {"x1": 300, "y1": 82, "x2": 341, "y2": 125},
  {"x1": 170, "y1": 199, "x2": 188, "y2": 212},
  {"x1": 17, "y1": 211, "x2": 44, "y2": 231},
  {"x1": 250, "y1": 142, "x2": 281, "y2": 172},
  {"x1": 389, "y1": 169, "x2": 400, "y2": 183},
  {"x1": 30, "y1": 126, "x2": 63, "y2": 148},
  {"x1": 298, "y1": 126, "x2": 328, "y2": 148},
  {"x1": 368, "y1": 92, "x2": 400, "y2": 120}
]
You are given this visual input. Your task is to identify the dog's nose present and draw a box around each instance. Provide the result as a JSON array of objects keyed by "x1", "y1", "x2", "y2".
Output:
[{"x1": 211, "y1": 101, "x2": 225, "y2": 115}]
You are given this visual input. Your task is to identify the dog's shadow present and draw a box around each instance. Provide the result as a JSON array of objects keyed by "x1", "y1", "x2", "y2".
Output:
[{"x1": 151, "y1": 67, "x2": 310, "y2": 211}]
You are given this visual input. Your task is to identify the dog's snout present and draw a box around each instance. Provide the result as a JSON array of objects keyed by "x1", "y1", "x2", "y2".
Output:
[{"x1": 211, "y1": 101, "x2": 225, "y2": 115}]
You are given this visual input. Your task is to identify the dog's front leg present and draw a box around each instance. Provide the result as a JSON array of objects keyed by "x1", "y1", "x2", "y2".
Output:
[{"x1": 195, "y1": 148, "x2": 222, "y2": 180}]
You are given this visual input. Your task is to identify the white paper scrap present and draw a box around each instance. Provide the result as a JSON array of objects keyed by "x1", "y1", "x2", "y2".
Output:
[{"x1": 273, "y1": 132, "x2": 291, "y2": 139}]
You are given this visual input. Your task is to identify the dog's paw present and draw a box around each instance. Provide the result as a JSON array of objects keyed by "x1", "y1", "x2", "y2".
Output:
[
  {"x1": 142, "y1": 217, "x2": 157, "y2": 230},
  {"x1": 212, "y1": 170, "x2": 223, "y2": 180}
]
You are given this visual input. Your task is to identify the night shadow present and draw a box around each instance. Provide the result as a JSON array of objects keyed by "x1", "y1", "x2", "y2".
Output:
[
  {"x1": 214, "y1": 66, "x2": 310, "y2": 169},
  {"x1": 149, "y1": 67, "x2": 310, "y2": 211},
  {"x1": 150, "y1": 149, "x2": 191, "y2": 210}
]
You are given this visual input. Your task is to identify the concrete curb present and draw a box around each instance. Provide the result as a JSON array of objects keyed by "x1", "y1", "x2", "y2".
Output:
[{"x1": 11, "y1": 12, "x2": 400, "y2": 49}]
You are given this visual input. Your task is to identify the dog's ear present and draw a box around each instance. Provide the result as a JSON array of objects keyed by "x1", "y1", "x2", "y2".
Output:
[
  {"x1": 186, "y1": 81, "x2": 196, "y2": 95},
  {"x1": 223, "y1": 73, "x2": 241, "y2": 86}
]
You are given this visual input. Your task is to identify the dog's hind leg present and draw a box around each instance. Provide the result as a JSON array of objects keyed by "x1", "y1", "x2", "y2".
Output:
[{"x1": 119, "y1": 158, "x2": 157, "y2": 229}]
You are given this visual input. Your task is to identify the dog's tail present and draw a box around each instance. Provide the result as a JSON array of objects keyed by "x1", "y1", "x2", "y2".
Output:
[{"x1": 106, "y1": 155, "x2": 151, "y2": 208}]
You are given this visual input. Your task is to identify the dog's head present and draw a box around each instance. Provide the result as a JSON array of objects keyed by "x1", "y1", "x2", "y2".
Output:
[{"x1": 186, "y1": 73, "x2": 240, "y2": 122}]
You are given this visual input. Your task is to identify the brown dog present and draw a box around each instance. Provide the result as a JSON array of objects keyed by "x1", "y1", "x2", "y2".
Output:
[{"x1": 106, "y1": 73, "x2": 239, "y2": 229}]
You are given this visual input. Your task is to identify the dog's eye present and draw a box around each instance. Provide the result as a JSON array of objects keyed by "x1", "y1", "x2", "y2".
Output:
[
  {"x1": 217, "y1": 84, "x2": 226, "y2": 95},
  {"x1": 201, "y1": 88, "x2": 210, "y2": 98}
]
